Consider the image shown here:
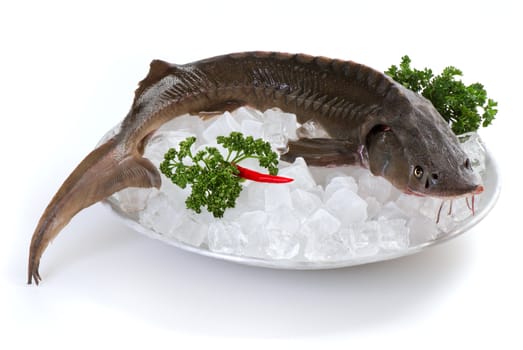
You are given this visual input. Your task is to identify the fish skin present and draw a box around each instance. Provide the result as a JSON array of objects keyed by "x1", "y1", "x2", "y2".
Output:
[{"x1": 27, "y1": 52, "x2": 482, "y2": 284}]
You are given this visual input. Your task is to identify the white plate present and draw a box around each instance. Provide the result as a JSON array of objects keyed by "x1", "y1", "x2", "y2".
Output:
[{"x1": 102, "y1": 149, "x2": 500, "y2": 270}]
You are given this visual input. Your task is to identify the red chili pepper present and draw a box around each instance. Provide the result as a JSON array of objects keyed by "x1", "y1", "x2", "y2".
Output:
[{"x1": 235, "y1": 164, "x2": 293, "y2": 183}]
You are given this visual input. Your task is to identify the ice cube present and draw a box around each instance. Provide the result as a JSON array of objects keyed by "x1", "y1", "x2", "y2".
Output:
[
  {"x1": 436, "y1": 216, "x2": 459, "y2": 233},
  {"x1": 173, "y1": 218, "x2": 208, "y2": 247},
  {"x1": 202, "y1": 112, "x2": 241, "y2": 143},
  {"x1": 263, "y1": 108, "x2": 298, "y2": 140},
  {"x1": 207, "y1": 221, "x2": 246, "y2": 255},
  {"x1": 232, "y1": 106, "x2": 263, "y2": 124},
  {"x1": 389, "y1": 186, "x2": 403, "y2": 202},
  {"x1": 303, "y1": 208, "x2": 341, "y2": 236},
  {"x1": 247, "y1": 182, "x2": 266, "y2": 210},
  {"x1": 365, "y1": 196, "x2": 382, "y2": 220},
  {"x1": 451, "y1": 196, "x2": 477, "y2": 222},
  {"x1": 296, "y1": 119, "x2": 330, "y2": 138},
  {"x1": 377, "y1": 201, "x2": 408, "y2": 220},
  {"x1": 344, "y1": 166, "x2": 370, "y2": 181},
  {"x1": 291, "y1": 189, "x2": 323, "y2": 217},
  {"x1": 159, "y1": 114, "x2": 205, "y2": 135},
  {"x1": 278, "y1": 157, "x2": 317, "y2": 190},
  {"x1": 237, "y1": 210, "x2": 270, "y2": 258},
  {"x1": 139, "y1": 193, "x2": 184, "y2": 235},
  {"x1": 397, "y1": 193, "x2": 446, "y2": 222},
  {"x1": 378, "y1": 218, "x2": 410, "y2": 250},
  {"x1": 309, "y1": 168, "x2": 346, "y2": 187},
  {"x1": 231, "y1": 182, "x2": 253, "y2": 211},
  {"x1": 281, "y1": 116, "x2": 298, "y2": 142},
  {"x1": 459, "y1": 132, "x2": 486, "y2": 173},
  {"x1": 307, "y1": 166, "x2": 360, "y2": 189},
  {"x1": 357, "y1": 172, "x2": 392, "y2": 203},
  {"x1": 144, "y1": 130, "x2": 195, "y2": 165},
  {"x1": 267, "y1": 206, "x2": 301, "y2": 234},
  {"x1": 241, "y1": 119, "x2": 264, "y2": 139},
  {"x1": 304, "y1": 230, "x2": 349, "y2": 261},
  {"x1": 114, "y1": 187, "x2": 154, "y2": 214},
  {"x1": 324, "y1": 176, "x2": 358, "y2": 200},
  {"x1": 419, "y1": 197, "x2": 444, "y2": 220},
  {"x1": 159, "y1": 178, "x2": 191, "y2": 205},
  {"x1": 435, "y1": 198, "x2": 476, "y2": 232},
  {"x1": 348, "y1": 221, "x2": 380, "y2": 257},
  {"x1": 262, "y1": 111, "x2": 288, "y2": 152},
  {"x1": 244, "y1": 234, "x2": 270, "y2": 259},
  {"x1": 237, "y1": 210, "x2": 269, "y2": 235},
  {"x1": 396, "y1": 193, "x2": 426, "y2": 216},
  {"x1": 268, "y1": 135, "x2": 289, "y2": 154},
  {"x1": 222, "y1": 205, "x2": 247, "y2": 221},
  {"x1": 302, "y1": 209, "x2": 344, "y2": 261},
  {"x1": 325, "y1": 188, "x2": 368, "y2": 226},
  {"x1": 324, "y1": 168, "x2": 357, "y2": 184},
  {"x1": 408, "y1": 216, "x2": 439, "y2": 246},
  {"x1": 264, "y1": 184, "x2": 292, "y2": 212},
  {"x1": 265, "y1": 229, "x2": 301, "y2": 259}
]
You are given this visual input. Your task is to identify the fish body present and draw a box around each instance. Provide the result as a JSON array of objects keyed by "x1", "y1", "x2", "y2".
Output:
[{"x1": 28, "y1": 52, "x2": 482, "y2": 284}]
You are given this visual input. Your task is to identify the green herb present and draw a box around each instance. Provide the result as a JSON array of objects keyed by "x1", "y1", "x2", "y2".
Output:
[
  {"x1": 159, "y1": 132, "x2": 280, "y2": 218},
  {"x1": 385, "y1": 55, "x2": 498, "y2": 135}
]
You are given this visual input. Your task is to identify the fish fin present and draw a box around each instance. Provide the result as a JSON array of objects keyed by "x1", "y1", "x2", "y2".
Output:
[
  {"x1": 27, "y1": 140, "x2": 161, "y2": 285},
  {"x1": 134, "y1": 59, "x2": 173, "y2": 103},
  {"x1": 111, "y1": 155, "x2": 162, "y2": 191},
  {"x1": 282, "y1": 138, "x2": 362, "y2": 167}
]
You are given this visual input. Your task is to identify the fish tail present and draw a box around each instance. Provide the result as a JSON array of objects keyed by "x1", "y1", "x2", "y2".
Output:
[{"x1": 27, "y1": 138, "x2": 161, "y2": 285}]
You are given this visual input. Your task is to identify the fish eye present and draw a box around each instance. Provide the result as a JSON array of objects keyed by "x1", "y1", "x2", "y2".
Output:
[
  {"x1": 413, "y1": 165, "x2": 424, "y2": 179},
  {"x1": 465, "y1": 158, "x2": 472, "y2": 170}
]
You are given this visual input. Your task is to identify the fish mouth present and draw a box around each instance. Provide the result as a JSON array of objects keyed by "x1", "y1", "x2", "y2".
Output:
[{"x1": 405, "y1": 183, "x2": 484, "y2": 199}]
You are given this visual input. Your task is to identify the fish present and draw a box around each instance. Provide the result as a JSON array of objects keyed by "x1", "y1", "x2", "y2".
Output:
[{"x1": 27, "y1": 51, "x2": 483, "y2": 284}]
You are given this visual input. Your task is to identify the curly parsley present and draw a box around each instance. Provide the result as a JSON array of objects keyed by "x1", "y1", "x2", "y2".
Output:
[
  {"x1": 159, "y1": 132, "x2": 280, "y2": 218},
  {"x1": 385, "y1": 55, "x2": 498, "y2": 135}
]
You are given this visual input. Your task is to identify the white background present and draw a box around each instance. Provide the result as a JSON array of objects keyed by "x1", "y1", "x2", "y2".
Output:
[{"x1": 1, "y1": 1, "x2": 519, "y2": 348}]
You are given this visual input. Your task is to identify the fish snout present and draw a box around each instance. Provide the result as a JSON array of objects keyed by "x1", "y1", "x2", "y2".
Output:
[
  {"x1": 407, "y1": 163, "x2": 483, "y2": 198},
  {"x1": 436, "y1": 171, "x2": 484, "y2": 198},
  {"x1": 473, "y1": 184, "x2": 484, "y2": 195}
]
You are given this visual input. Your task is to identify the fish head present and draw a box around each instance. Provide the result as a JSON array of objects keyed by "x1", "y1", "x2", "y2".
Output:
[{"x1": 367, "y1": 92, "x2": 483, "y2": 199}]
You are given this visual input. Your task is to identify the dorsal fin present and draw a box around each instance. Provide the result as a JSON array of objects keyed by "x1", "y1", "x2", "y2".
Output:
[{"x1": 134, "y1": 59, "x2": 173, "y2": 103}]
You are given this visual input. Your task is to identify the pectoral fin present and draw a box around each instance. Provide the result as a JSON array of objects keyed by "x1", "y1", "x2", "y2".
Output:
[
  {"x1": 281, "y1": 138, "x2": 363, "y2": 167},
  {"x1": 110, "y1": 155, "x2": 161, "y2": 191}
]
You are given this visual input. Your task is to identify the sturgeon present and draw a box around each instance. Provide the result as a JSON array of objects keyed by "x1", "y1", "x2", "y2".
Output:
[{"x1": 28, "y1": 52, "x2": 483, "y2": 284}]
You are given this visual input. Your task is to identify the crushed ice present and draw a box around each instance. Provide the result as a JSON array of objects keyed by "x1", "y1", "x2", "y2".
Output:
[{"x1": 107, "y1": 107, "x2": 486, "y2": 262}]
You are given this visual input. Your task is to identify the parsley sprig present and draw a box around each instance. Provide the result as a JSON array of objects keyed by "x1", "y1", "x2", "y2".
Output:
[
  {"x1": 159, "y1": 132, "x2": 280, "y2": 218},
  {"x1": 385, "y1": 55, "x2": 498, "y2": 135}
]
